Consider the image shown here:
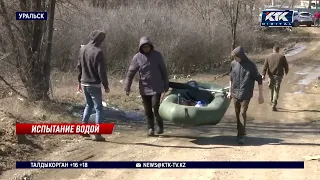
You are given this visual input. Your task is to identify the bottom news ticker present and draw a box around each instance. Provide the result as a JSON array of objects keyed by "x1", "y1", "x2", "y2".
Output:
[{"x1": 16, "y1": 161, "x2": 304, "y2": 169}]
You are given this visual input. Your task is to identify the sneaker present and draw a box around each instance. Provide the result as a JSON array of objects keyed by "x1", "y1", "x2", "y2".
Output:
[
  {"x1": 156, "y1": 127, "x2": 164, "y2": 134},
  {"x1": 148, "y1": 129, "x2": 155, "y2": 136},
  {"x1": 91, "y1": 134, "x2": 105, "y2": 141},
  {"x1": 272, "y1": 107, "x2": 278, "y2": 111}
]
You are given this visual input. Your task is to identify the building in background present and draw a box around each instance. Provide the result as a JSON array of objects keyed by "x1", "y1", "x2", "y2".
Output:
[
  {"x1": 264, "y1": 0, "x2": 299, "y2": 8},
  {"x1": 300, "y1": 0, "x2": 320, "y2": 9}
]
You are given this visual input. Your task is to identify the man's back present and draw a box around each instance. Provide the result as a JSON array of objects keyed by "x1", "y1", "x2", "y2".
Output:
[
  {"x1": 263, "y1": 53, "x2": 289, "y2": 77},
  {"x1": 80, "y1": 44, "x2": 102, "y2": 84},
  {"x1": 77, "y1": 30, "x2": 108, "y2": 89},
  {"x1": 230, "y1": 59, "x2": 262, "y2": 100}
]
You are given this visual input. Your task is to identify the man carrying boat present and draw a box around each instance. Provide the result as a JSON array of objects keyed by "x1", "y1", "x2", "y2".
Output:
[
  {"x1": 227, "y1": 46, "x2": 264, "y2": 145},
  {"x1": 124, "y1": 36, "x2": 169, "y2": 136}
]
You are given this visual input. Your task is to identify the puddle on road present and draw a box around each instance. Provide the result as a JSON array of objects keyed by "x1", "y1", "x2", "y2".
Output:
[
  {"x1": 295, "y1": 66, "x2": 320, "y2": 86},
  {"x1": 294, "y1": 88, "x2": 304, "y2": 94},
  {"x1": 295, "y1": 66, "x2": 313, "y2": 75},
  {"x1": 72, "y1": 105, "x2": 144, "y2": 123},
  {"x1": 290, "y1": 42, "x2": 320, "y2": 91},
  {"x1": 284, "y1": 44, "x2": 307, "y2": 57}
]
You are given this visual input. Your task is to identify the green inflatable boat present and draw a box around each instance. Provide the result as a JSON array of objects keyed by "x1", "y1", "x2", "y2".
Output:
[{"x1": 159, "y1": 81, "x2": 231, "y2": 126}]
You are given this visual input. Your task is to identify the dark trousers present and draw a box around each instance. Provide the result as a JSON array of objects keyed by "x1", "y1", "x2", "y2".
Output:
[
  {"x1": 315, "y1": 19, "x2": 320, "y2": 27},
  {"x1": 268, "y1": 75, "x2": 283, "y2": 107},
  {"x1": 233, "y1": 98, "x2": 250, "y2": 137},
  {"x1": 141, "y1": 94, "x2": 163, "y2": 130}
]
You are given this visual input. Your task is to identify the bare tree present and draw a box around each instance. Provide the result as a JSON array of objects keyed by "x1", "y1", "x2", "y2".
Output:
[
  {"x1": 216, "y1": 0, "x2": 242, "y2": 52},
  {"x1": 0, "y1": 0, "x2": 56, "y2": 101},
  {"x1": 308, "y1": 0, "x2": 312, "y2": 8},
  {"x1": 291, "y1": 0, "x2": 297, "y2": 8}
]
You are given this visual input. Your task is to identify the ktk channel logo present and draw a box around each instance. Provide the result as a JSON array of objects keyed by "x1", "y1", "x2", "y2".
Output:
[{"x1": 261, "y1": 10, "x2": 293, "y2": 27}]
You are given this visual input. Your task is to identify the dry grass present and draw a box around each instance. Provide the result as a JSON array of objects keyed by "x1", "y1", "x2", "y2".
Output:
[
  {"x1": 51, "y1": 0, "x2": 284, "y2": 74},
  {"x1": 0, "y1": 97, "x2": 80, "y2": 171},
  {"x1": 51, "y1": 72, "x2": 143, "y2": 110}
]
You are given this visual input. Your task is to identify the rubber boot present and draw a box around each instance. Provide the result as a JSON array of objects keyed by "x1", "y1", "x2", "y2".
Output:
[
  {"x1": 156, "y1": 124, "x2": 164, "y2": 134},
  {"x1": 155, "y1": 117, "x2": 164, "y2": 134},
  {"x1": 272, "y1": 106, "x2": 278, "y2": 111},
  {"x1": 147, "y1": 118, "x2": 155, "y2": 136}
]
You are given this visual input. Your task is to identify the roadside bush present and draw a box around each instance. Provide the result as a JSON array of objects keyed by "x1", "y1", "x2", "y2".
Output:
[{"x1": 51, "y1": 1, "x2": 274, "y2": 75}]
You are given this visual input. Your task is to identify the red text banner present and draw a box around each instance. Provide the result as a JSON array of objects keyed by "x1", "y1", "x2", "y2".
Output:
[{"x1": 16, "y1": 123, "x2": 114, "y2": 134}]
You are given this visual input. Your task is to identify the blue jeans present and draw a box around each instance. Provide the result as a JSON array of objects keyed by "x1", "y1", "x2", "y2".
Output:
[{"x1": 81, "y1": 86, "x2": 103, "y2": 124}]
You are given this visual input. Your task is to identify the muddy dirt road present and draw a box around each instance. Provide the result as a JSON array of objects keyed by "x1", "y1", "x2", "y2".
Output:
[{"x1": 2, "y1": 28, "x2": 320, "y2": 180}]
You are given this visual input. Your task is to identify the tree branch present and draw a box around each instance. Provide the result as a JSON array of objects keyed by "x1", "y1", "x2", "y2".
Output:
[
  {"x1": 0, "y1": 75, "x2": 27, "y2": 99},
  {"x1": 0, "y1": 0, "x2": 23, "y2": 73}
]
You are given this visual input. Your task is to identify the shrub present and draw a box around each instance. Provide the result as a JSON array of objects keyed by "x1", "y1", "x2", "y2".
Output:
[{"x1": 51, "y1": 1, "x2": 277, "y2": 76}]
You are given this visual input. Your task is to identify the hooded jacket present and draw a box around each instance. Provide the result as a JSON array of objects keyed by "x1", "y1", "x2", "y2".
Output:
[
  {"x1": 77, "y1": 30, "x2": 109, "y2": 89},
  {"x1": 124, "y1": 36, "x2": 169, "y2": 95},
  {"x1": 230, "y1": 46, "x2": 263, "y2": 100}
]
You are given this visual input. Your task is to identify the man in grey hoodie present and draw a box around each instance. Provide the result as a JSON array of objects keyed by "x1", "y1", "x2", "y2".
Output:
[
  {"x1": 124, "y1": 37, "x2": 169, "y2": 136},
  {"x1": 77, "y1": 30, "x2": 110, "y2": 141},
  {"x1": 228, "y1": 46, "x2": 264, "y2": 144}
]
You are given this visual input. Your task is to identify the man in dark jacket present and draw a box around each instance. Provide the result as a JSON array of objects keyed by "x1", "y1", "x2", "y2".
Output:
[
  {"x1": 228, "y1": 46, "x2": 264, "y2": 145},
  {"x1": 124, "y1": 36, "x2": 169, "y2": 136},
  {"x1": 77, "y1": 30, "x2": 110, "y2": 141},
  {"x1": 262, "y1": 45, "x2": 289, "y2": 111}
]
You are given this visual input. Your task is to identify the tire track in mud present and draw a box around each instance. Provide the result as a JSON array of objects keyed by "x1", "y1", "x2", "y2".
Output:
[
  {"x1": 265, "y1": 62, "x2": 320, "y2": 179},
  {"x1": 110, "y1": 137, "x2": 200, "y2": 180},
  {"x1": 31, "y1": 133, "x2": 165, "y2": 180},
  {"x1": 94, "y1": 137, "x2": 188, "y2": 180},
  {"x1": 275, "y1": 94, "x2": 319, "y2": 180},
  {"x1": 67, "y1": 136, "x2": 193, "y2": 179},
  {"x1": 97, "y1": 136, "x2": 232, "y2": 180},
  {"x1": 210, "y1": 34, "x2": 320, "y2": 179},
  {"x1": 127, "y1": 138, "x2": 230, "y2": 180},
  {"x1": 211, "y1": 91, "x2": 319, "y2": 180}
]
